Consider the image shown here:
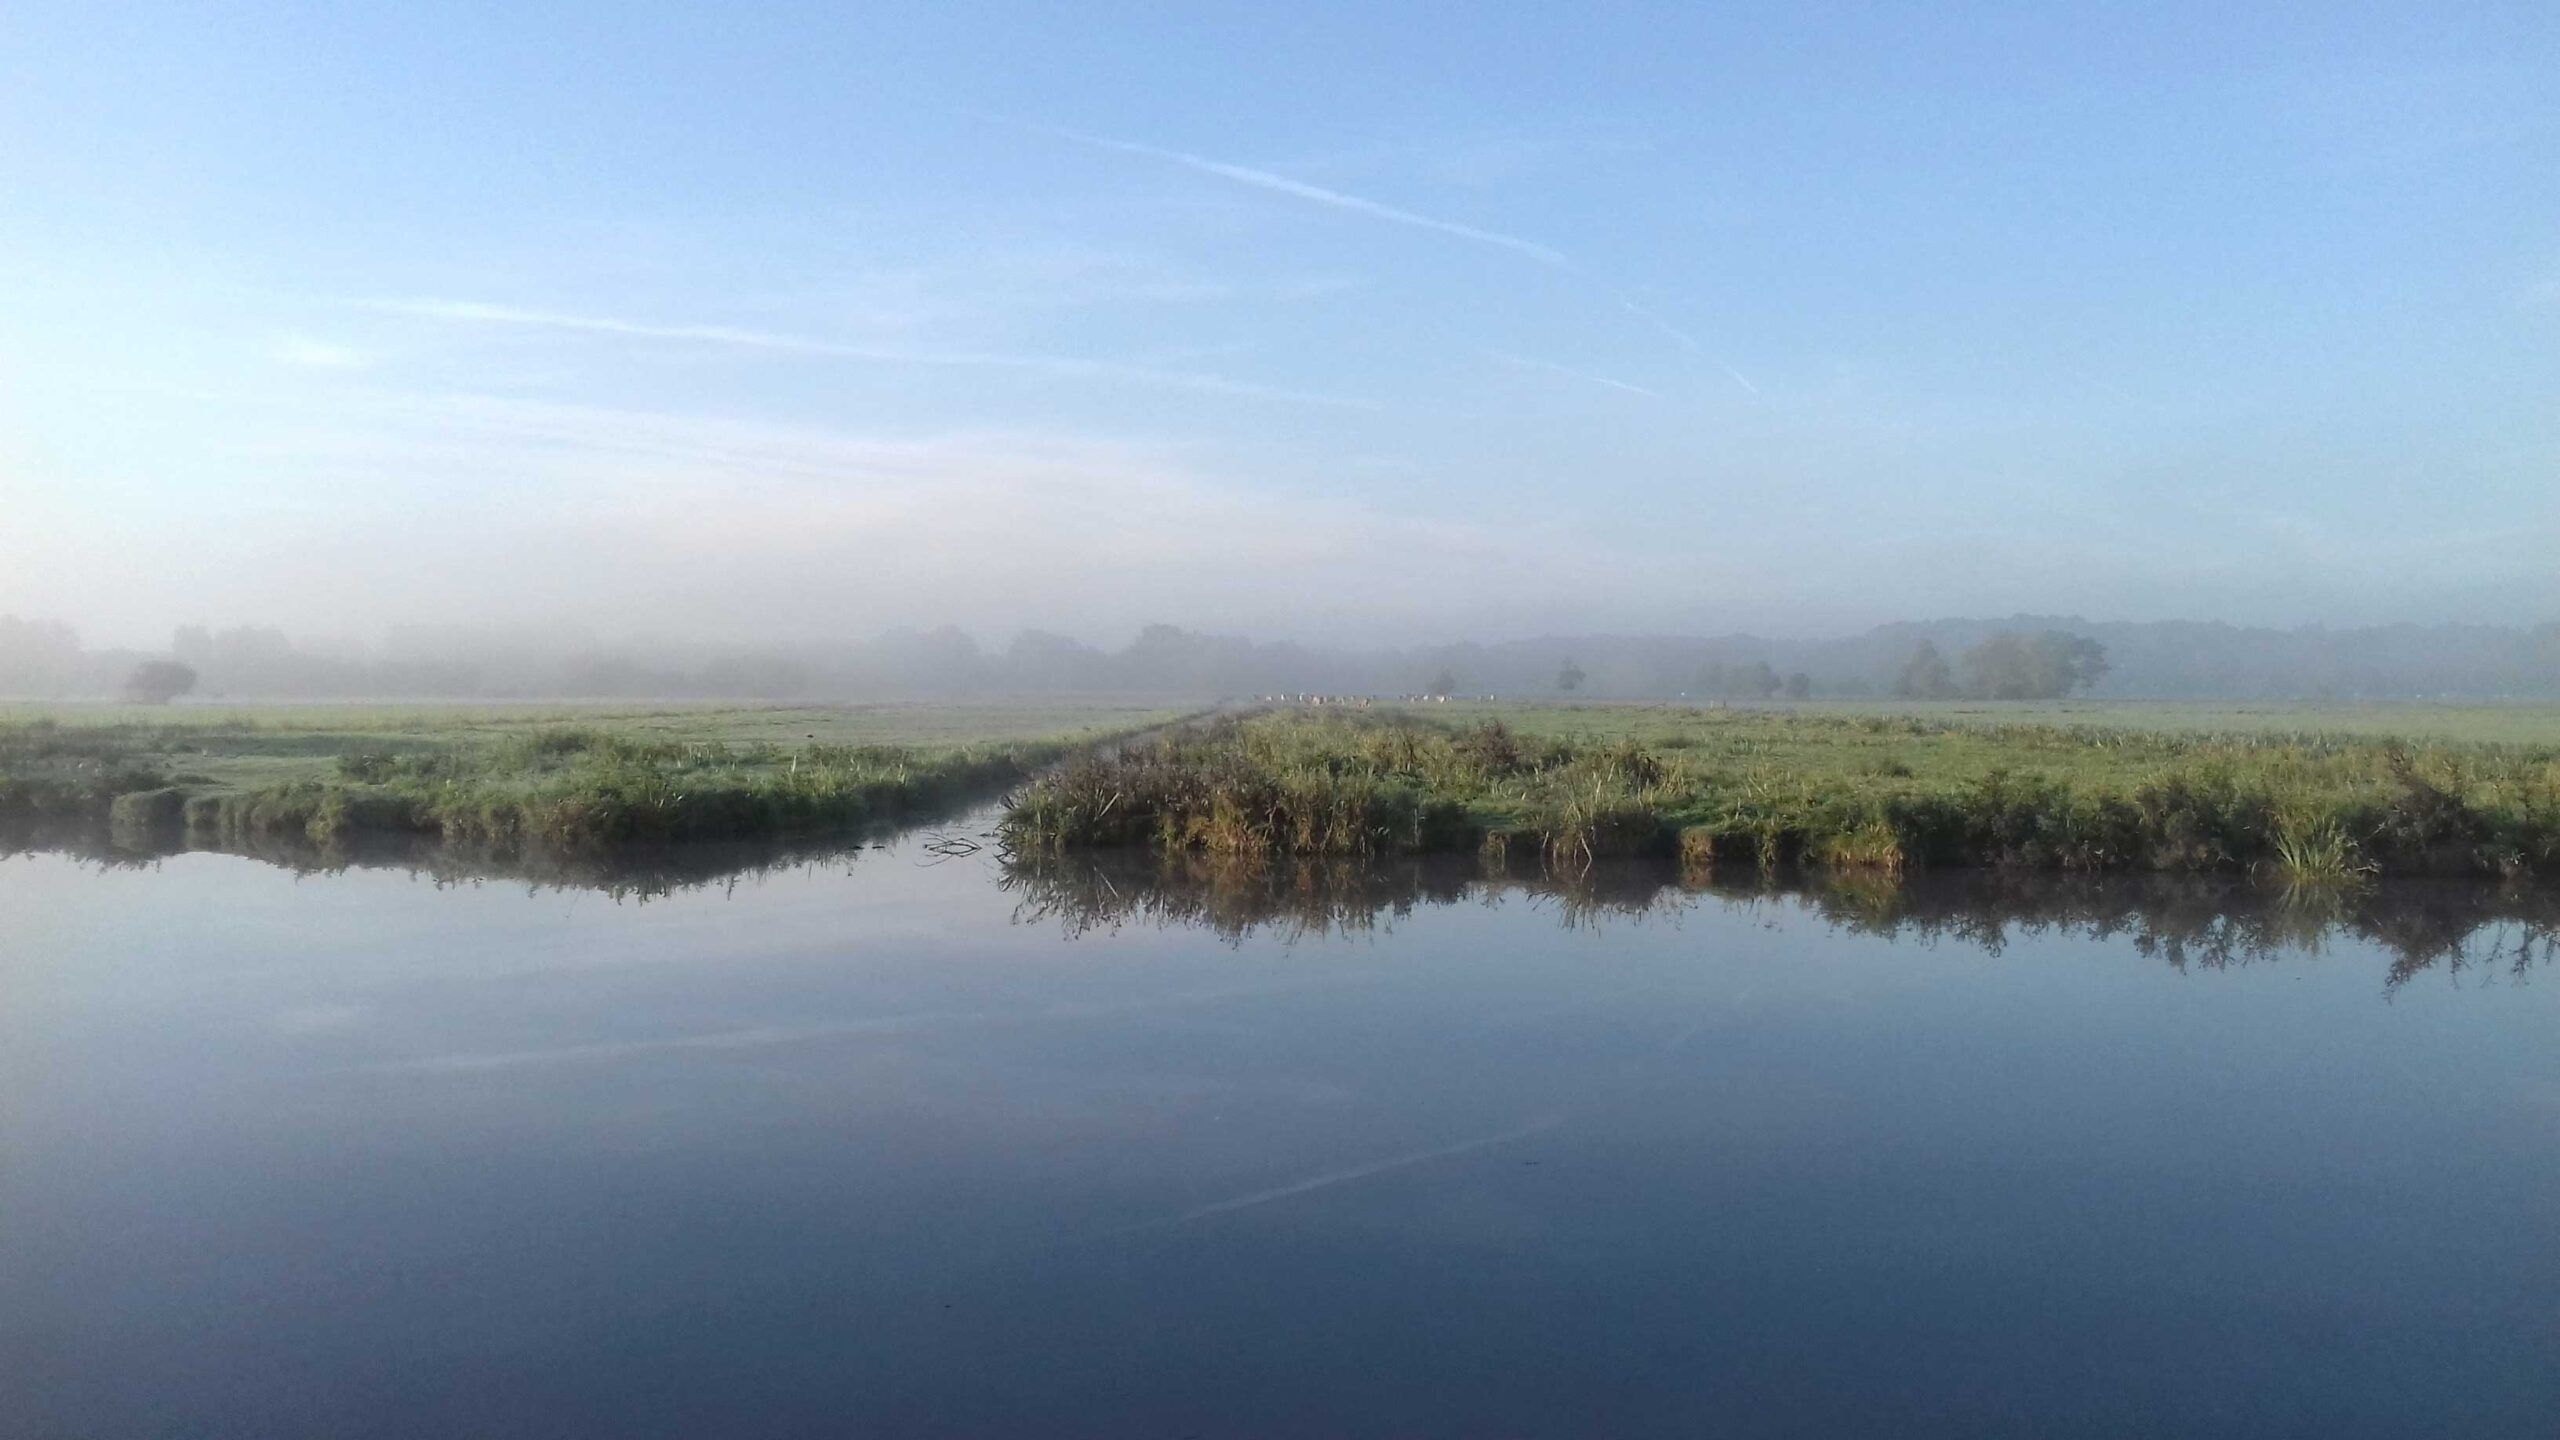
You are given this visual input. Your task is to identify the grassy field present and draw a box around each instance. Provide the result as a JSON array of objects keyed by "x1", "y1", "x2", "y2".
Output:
[
  {"x1": 1415, "y1": 698, "x2": 2560, "y2": 746},
  {"x1": 1003, "y1": 704, "x2": 2560, "y2": 881},
  {"x1": 0, "y1": 701, "x2": 1189, "y2": 854},
  {"x1": 19, "y1": 697, "x2": 2560, "y2": 879}
]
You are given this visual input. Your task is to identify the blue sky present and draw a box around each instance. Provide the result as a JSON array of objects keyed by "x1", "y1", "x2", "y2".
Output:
[{"x1": 3, "y1": 1, "x2": 2554, "y2": 648}]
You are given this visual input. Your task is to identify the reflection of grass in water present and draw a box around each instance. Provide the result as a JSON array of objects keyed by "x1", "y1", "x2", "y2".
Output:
[
  {"x1": 999, "y1": 848, "x2": 2560, "y2": 992},
  {"x1": 1001, "y1": 851, "x2": 1483, "y2": 944},
  {"x1": 1002, "y1": 710, "x2": 2560, "y2": 879},
  {"x1": 27, "y1": 813, "x2": 2555, "y2": 993},
  {"x1": 18, "y1": 821, "x2": 903, "y2": 904}
]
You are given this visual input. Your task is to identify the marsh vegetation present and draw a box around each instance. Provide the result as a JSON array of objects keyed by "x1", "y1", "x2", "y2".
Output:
[
  {"x1": 17, "y1": 699, "x2": 2560, "y2": 884},
  {"x1": 0, "y1": 702, "x2": 1186, "y2": 856},
  {"x1": 1001, "y1": 708, "x2": 2560, "y2": 880}
]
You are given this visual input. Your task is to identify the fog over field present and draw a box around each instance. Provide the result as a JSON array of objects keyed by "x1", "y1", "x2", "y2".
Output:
[{"x1": 6, "y1": 612, "x2": 2558, "y2": 702}]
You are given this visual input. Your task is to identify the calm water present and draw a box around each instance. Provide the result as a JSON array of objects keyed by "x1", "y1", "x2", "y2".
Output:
[{"x1": 4, "y1": 826, "x2": 2557, "y2": 1438}]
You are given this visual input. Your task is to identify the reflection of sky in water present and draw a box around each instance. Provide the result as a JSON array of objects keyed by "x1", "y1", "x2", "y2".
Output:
[{"x1": 5, "y1": 845, "x2": 2558, "y2": 1438}]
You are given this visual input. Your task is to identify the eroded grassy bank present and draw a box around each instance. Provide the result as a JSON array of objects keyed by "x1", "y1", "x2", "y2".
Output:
[{"x1": 999, "y1": 710, "x2": 2560, "y2": 880}]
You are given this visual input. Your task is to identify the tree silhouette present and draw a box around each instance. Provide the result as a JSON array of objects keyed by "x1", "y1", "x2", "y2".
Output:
[
  {"x1": 1959, "y1": 632, "x2": 2110, "y2": 699},
  {"x1": 1892, "y1": 642, "x2": 1959, "y2": 699},
  {"x1": 123, "y1": 660, "x2": 198, "y2": 705}
]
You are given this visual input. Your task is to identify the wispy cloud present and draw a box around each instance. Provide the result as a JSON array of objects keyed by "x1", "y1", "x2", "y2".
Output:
[
  {"x1": 1038, "y1": 123, "x2": 1760, "y2": 397},
  {"x1": 1274, "y1": 274, "x2": 1369, "y2": 301},
  {"x1": 783, "y1": 247, "x2": 1361, "y2": 335},
  {"x1": 1489, "y1": 350, "x2": 1660, "y2": 399},
  {"x1": 140, "y1": 388, "x2": 1696, "y2": 644},
  {"x1": 271, "y1": 336, "x2": 368, "y2": 370},
  {"x1": 1271, "y1": 119, "x2": 1659, "y2": 190},
  {"x1": 358, "y1": 297, "x2": 1384, "y2": 410}
]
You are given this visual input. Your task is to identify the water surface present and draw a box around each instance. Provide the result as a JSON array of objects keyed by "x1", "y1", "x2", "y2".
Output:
[{"x1": 5, "y1": 833, "x2": 2556, "y2": 1437}]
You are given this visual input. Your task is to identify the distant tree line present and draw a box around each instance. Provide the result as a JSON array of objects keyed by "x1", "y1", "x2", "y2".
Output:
[
  {"x1": 1893, "y1": 631, "x2": 2110, "y2": 701},
  {"x1": 1, "y1": 613, "x2": 2553, "y2": 702},
  {"x1": 122, "y1": 660, "x2": 199, "y2": 704},
  {"x1": 1691, "y1": 659, "x2": 1815, "y2": 701}
]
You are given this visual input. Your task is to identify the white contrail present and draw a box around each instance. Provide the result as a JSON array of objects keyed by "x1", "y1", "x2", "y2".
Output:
[
  {"x1": 359, "y1": 296, "x2": 1386, "y2": 411},
  {"x1": 1618, "y1": 296, "x2": 1760, "y2": 396},
  {"x1": 1038, "y1": 125, "x2": 1763, "y2": 398},
  {"x1": 1041, "y1": 126, "x2": 1573, "y2": 269},
  {"x1": 1161, "y1": 1114, "x2": 1568, "y2": 1227}
]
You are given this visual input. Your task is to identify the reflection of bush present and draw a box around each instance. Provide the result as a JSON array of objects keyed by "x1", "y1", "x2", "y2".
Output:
[
  {"x1": 13, "y1": 812, "x2": 2550, "y2": 995},
  {"x1": 3, "y1": 818, "x2": 900, "y2": 904},
  {"x1": 1001, "y1": 850, "x2": 2559, "y2": 992},
  {"x1": 1000, "y1": 851, "x2": 1486, "y2": 943},
  {"x1": 1718, "y1": 867, "x2": 2560, "y2": 991}
]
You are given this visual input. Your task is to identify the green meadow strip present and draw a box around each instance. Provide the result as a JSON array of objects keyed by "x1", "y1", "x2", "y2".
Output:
[
  {"x1": 2, "y1": 709, "x2": 1197, "y2": 854},
  {"x1": 999, "y1": 710, "x2": 2560, "y2": 880}
]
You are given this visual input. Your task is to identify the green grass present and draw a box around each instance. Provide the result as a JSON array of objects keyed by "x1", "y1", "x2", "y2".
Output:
[
  {"x1": 1000, "y1": 706, "x2": 2560, "y2": 880},
  {"x1": 1, "y1": 701, "x2": 1188, "y2": 855},
  {"x1": 1418, "y1": 698, "x2": 2560, "y2": 746}
]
